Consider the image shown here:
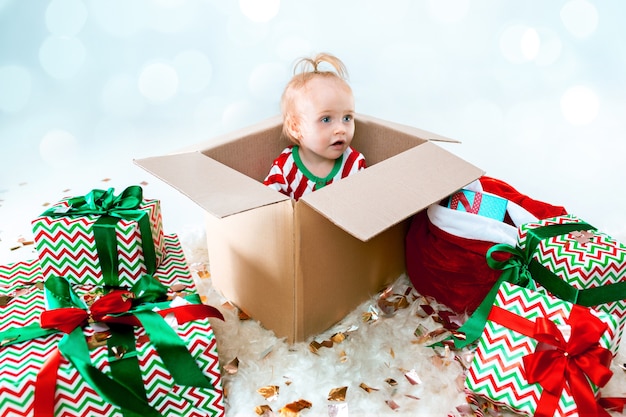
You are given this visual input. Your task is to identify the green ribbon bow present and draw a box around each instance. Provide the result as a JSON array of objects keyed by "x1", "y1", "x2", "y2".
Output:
[
  {"x1": 441, "y1": 220, "x2": 626, "y2": 350},
  {"x1": 42, "y1": 186, "x2": 157, "y2": 286}
]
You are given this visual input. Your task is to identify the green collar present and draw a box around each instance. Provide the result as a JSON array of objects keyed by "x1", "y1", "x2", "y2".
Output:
[{"x1": 292, "y1": 146, "x2": 343, "y2": 190}]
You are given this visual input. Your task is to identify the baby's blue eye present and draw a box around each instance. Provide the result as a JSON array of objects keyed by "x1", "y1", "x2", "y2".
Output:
[
  {"x1": 343, "y1": 115, "x2": 353, "y2": 122},
  {"x1": 321, "y1": 116, "x2": 331, "y2": 123}
]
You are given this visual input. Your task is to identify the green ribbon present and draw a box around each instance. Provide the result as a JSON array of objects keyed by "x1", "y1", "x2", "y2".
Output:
[
  {"x1": 42, "y1": 186, "x2": 157, "y2": 286},
  {"x1": 440, "y1": 220, "x2": 626, "y2": 349},
  {"x1": 0, "y1": 275, "x2": 222, "y2": 416}
]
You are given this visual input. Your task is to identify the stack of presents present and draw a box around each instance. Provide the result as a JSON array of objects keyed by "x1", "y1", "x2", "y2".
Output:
[
  {"x1": 407, "y1": 179, "x2": 626, "y2": 416},
  {"x1": 2, "y1": 114, "x2": 626, "y2": 416},
  {"x1": 0, "y1": 185, "x2": 225, "y2": 416}
]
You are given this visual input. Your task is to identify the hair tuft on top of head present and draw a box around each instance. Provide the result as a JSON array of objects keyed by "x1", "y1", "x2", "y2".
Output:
[{"x1": 292, "y1": 52, "x2": 349, "y2": 80}]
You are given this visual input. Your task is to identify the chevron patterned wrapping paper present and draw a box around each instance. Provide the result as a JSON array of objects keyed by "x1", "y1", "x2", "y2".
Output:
[
  {"x1": 0, "y1": 234, "x2": 225, "y2": 417},
  {"x1": 517, "y1": 214, "x2": 626, "y2": 350},
  {"x1": 465, "y1": 281, "x2": 619, "y2": 417},
  {"x1": 31, "y1": 197, "x2": 166, "y2": 287}
]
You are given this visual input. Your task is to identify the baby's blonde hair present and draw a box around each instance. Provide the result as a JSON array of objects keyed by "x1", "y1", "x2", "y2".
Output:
[{"x1": 281, "y1": 52, "x2": 352, "y2": 143}]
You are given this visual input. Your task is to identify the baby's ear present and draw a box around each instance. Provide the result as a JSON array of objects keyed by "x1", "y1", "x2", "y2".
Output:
[{"x1": 285, "y1": 116, "x2": 300, "y2": 142}]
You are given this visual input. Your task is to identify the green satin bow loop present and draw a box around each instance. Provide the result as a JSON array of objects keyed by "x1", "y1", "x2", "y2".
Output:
[
  {"x1": 439, "y1": 220, "x2": 621, "y2": 350},
  {"x1": 43, "y1": 186, "x2": 157, "y2": 286}
]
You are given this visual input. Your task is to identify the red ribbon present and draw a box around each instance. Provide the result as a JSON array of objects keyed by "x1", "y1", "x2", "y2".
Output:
[
  {"x1": 35, "y1": 291, "x2": 224, "y2": 416},
  {"x1": 39, "y1": 290, "x2": 134, "y2": 333},
  {"x1": 488, "y1": 304, "x2": 614, "y2": 417}
]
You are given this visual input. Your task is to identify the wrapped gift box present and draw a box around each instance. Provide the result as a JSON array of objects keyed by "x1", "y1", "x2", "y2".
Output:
[
  {"x1": 32, "y1": 186, "x2": 166, "y2": 287},
  {"x1": 517, "y1": 214, "x2": 626, "y2": 349},
  {"x1": 0, "y1": 235, "x2": 225, "y2": 417},
  {"x1": 465, "y1": 281, "x2": 619, "y2": 416},
  {"x1": 446, "y1": 189, "x2": 508, "y2": 221}
]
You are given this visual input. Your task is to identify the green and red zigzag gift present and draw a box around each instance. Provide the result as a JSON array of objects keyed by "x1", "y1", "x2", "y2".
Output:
[
  {"x1": 514, "y1": 214, "x2": 626, "y2": 347},
  {"x1": 32, "y1": 186, "x2": 166, "y2": 287},
  {"x1": 465, "y1": 281, "x2": 620, "y2": 417},
  {"x1": 1, "y1": 186, "x2": 226, "y2": 417},
  {"x1": 448, "y1": 214, "x2": 626, "y2": 356}
]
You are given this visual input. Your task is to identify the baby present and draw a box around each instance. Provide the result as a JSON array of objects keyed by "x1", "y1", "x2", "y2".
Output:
[{"x1": 263, "y1": 53, "x2": 366, "y2": 201}]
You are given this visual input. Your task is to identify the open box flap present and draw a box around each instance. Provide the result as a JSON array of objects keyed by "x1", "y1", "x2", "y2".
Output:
[
  {"x1": 299, "y1": 142, "x2": 485, "y2": 242},
  {"x1": 134, "y1": 151, "x2": 288, "y2": 218}
]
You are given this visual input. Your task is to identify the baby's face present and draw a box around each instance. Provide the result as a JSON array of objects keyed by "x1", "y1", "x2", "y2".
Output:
[{"x1": 294, "y1": 77, "x2": 355, "y2": 162}]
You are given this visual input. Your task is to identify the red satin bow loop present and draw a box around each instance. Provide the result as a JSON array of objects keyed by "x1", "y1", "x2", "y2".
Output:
[
  {"x1": 40, "y1": 290, "x2": 134, "y2": 333},
  {"x1": 522, "y1": 305, "x2": 613, "y2": 417}
]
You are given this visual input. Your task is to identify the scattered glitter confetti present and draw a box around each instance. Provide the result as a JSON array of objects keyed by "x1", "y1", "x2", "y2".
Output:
[
  {"x1": 239, "y1": 309, "x2": 251, "y2": 320},
  {"x1": 278, "y1": 399, "x2": 312, "y2": 416},
  {"x1": 404, "y1": 369, "x2": 422, "y2": 385},
  {"x1": 328, "y1": 403, "x2": 349, "y2": 417},
  {"x1": 385, "y1": 378, "x2": 397, "y2": 386},
  {"x1": 327, "y1": 386, "x2": 347, "y2": 402},
  {"x1": 223, "y1": 357, "x2": 239, "y2": 375},
  {"x1": 140, "y1": 180, "x2": 149, "y2": 186},
  {"x1": 255, "y1": 404, "x2": 275, "y2": 416},
  {"x1": 257, "y1": 385, "x2": 279, "y2": 401},
  {"x1": 101, "y1": 178, "x2": 111, "y2": 182},
  {"x1": 385, "y1": 399, "x2": 400, "y2": 410},
  {"x1": 359, "y1": 382, "x2": 379, "y2": 393}
]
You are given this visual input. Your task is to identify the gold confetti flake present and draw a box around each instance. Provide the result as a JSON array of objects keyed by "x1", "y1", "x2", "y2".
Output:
[
  {"x1": 101, "y1": 178, "x2": 111, "y2": 182},
  {"x1": 140, "y1": 181, "x2": 149, "y2": 186},
  {"x1": 385, "y1": 378, "x2": 397, "y2": 386},
  {"x1": 327, "y1": 386, "x2": 347, "y2": 402},
  {"x1": 278, "y1": 399, "x2": 312, "y2": 416},
  {"x1": 257, "y1": 385, "x2": 279, "y2": 401},
  {"x1": 255, "y1": 405, "x2": 275, "y2": 416},
  {"x1": 359, "y1": 382, "x2": 379, "y2": 393},
  {"x1": 223, "y1": 357, "x2": 239, "y2": 375}
]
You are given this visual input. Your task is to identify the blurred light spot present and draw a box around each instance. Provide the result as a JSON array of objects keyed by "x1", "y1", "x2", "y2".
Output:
[
  {"x1": 521, "y1": 28, "x2": 540, "y2": 60},
  {"x1": 506, "y1": 101, "x2": 549, "y2": 146},
  {"x1": 561, "y1": 85, "x2": 599, "y2": 125},
  {"x1": 148, "y1": 0, "x2": 195, "y2": 33},
  {"x1": 39, "y1": 129, "x2": 79, "y2": 168},
  {"x1": 222, "y1": 100, "x2": 258, "y2": 130},
  {"x1": 533, "y1": 28, "x2": 562, "y2": 66},
  {"x1": 101, "y1": 74, "x2": 145, "y2": 117},
  {"x1": 154, "y1": 0, "x2": 187, "y2": 7},
  {"x1": 0, "y1": 65, "x2": 32, "y2": 113},
  {"x1": 561, "y1": 0, "x2": 598, "y2": 38},
  {"x1": 428, "y1": 0, "x2": 469, "y2": 23},
  {"x1": 248, "y1": 62, "x2": 288, "y2": 101},
  {"x1": 138, "y1": 62, "x2": 179, "y2": 102},
  {"x1": 194, "y1": 96, "x2": 226, "y2": 135},
  {"x1": 173, "y1": 50, "x2": 212, "y2": 93},
  {"x1": 39, "y1": 35, "x2": 85, "y2": 79},
  {"x1": 275, "y1": 35, "x2": 312, "y2": 61},
  {"x1": 500, "y1": 24, "x2": 535, "y2": 64},
  {"x1": 90, "y1": 0, "x2": 148, "y2": 37},
  {"x1": 460, "y1": 99, "x2": 504, "y2": 141},
  {"x1": 227, "y1": 15, "x2": 268, "y2": 46},
  {"x1": 239, "y1": 0, "x2": 280, "y2": 22},
  {"x1": 45, "y1": 0, "x2": 88, "y2": 36}
]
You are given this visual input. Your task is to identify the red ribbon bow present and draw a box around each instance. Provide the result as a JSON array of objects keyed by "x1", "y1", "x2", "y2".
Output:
[
  {"x1": 522, "y1": 304, "x2": 614, "y2": 417},
  {"x1": 39, "y1": 290, "x2": 134, "y2": 334}
]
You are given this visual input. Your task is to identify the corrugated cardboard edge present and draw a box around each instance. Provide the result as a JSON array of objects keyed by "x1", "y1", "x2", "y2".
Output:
[
  {"x1": 300, "y1": 142, "x2": 485, "y2": 241},
  {"x1": 134, "y1": 151, "x2": 288, "y2": 219}
]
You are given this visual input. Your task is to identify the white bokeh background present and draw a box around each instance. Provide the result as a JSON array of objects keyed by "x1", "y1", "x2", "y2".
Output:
[{"x1": 2, "y1": 0, "x2": 626, "y2": 254}]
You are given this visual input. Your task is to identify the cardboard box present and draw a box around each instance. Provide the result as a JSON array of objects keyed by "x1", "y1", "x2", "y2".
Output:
[{"x1": 134, "y1": 114, "x2": 484, "y2": 342}]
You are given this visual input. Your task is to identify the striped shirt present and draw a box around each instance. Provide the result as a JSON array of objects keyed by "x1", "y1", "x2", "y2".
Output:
[{"x1": 263, "y1": 145, "x2": 366, "y2": 201}]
